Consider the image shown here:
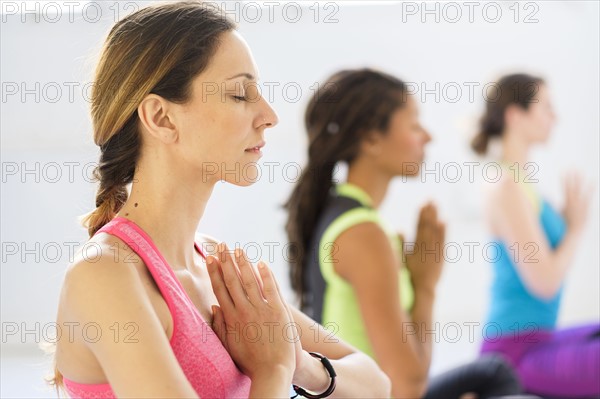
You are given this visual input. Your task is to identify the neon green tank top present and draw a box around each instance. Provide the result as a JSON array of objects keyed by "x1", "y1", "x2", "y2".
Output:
[{"x1": 318, "y1": 183, "x2": 414, "y2": 358}]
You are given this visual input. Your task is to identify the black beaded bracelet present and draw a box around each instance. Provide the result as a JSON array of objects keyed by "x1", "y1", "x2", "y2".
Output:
[{"x1": 291, "y1": 352, "x2": 337, "y2": 399}]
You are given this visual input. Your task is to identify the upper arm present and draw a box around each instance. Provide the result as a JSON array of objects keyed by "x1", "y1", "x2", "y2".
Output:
[
  {"x1": 493, "y1": 181, "x2": 556, "y2": 297},
  {"x1": 62, "y1": 250, "x2": 199, "y2": 398},
  {"x1": 332, "y1": 222, "x2": 410, "y2": 379}
]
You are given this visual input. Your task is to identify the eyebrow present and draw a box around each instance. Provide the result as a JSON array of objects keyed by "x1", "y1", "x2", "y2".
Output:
[{"x1": 226, "y1": 72, "x2": 256, "y2": 81}]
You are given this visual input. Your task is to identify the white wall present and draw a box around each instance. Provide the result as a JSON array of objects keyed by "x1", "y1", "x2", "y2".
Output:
[{"x1": 1, "y1": 1, "x2": 599, "y2": 395}]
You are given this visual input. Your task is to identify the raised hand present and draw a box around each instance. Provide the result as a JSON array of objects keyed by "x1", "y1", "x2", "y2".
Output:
[
  {"x1": 563, "y1": 171, "x2": 593, "y2": 234},
  {"x1": 405, "y1": 202, "x2": 446, "y2": 292},
  {"x1": 206, "y1": 243, "x2": 296, "y2": 382}
]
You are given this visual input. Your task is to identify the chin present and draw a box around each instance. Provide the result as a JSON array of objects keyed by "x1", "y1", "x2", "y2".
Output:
[
  {"x1": 403, "y1": 170, "x2": 421, "y2": 178},
  {"x1": 232, "y1": 162, "x2": 260, "y2": 186},
  {"x1": 533, "y1": 131, "x2": 551, "y2": 144},
  {"x1": 397, "y1": 158, "x2": 424, "y2": 176},
  {"x1": 399, "y1": 166, "x2": 421, "y2": 177},
  {"x1": 227, "y1": 180, "x2": 256, "y2": 187}
]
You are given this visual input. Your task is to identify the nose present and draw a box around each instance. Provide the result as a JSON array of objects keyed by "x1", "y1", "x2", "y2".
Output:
[
  {"x1": 550, "y1": 108, "x2": 557, "y2": 125},
  {"x1": 423, "y1": 128, "x2": 432, "y2": 143},
  {"x1": 257, "y1": 96, "x2": 279, "y2": 129}
]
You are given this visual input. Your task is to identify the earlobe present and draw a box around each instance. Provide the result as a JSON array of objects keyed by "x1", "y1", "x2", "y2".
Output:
[
  {"x1": 137, "y1": 94, "x2": 178, "y2": 143},
  {"x1": 371, "y1": 143, "x2": 383, "y2": 156},
  {"x1": 362, "y1": 133, "x2": 383, "y2": 156},
  {"x1": 505, "y1": 104, "x2": 523, "y2": 126}
]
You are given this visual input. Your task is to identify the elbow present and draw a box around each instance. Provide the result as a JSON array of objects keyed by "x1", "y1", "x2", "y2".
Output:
[
  {"x1": 360, "y1": 354, "x2": 392, "y2": 397},
  {"x1": 377, "y1": 369, "x2": 392, "y2": 398},
  {"x1": 534, "y1": 287, "x2": 561, "y2": 301},
  {"x1": 391, "y1": 383, "x2": 427, "y2": 399},
  {"x1": 518, "y1": 259, "x2": 564, "y2": 301},
  {"x1": 390, "y1": 373, "x2": 428, "y2": 399},
  {"x1": 526, "y1": 279, "x2": 562, "y2": 301}
]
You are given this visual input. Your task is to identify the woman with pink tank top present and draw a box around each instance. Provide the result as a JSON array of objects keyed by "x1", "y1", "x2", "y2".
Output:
[{"x1": 47, "y1": 2, "x2": 391, "y2": 398}]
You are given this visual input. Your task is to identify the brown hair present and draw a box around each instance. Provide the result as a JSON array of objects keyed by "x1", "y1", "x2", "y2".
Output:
[
  {"x1": 471, "y1": 73, "x2": 545, "y2": 155},
  {"x1": 284, "y1": 68, "x2": 409, "y2": 308},
  {"x1": 47, "y1": 1, "x2": 235, "y2": 395}
]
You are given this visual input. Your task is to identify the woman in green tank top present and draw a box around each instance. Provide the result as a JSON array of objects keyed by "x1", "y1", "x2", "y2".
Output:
[{"x1": 285, "y1": 69, "x2": 523, "y2": 399}]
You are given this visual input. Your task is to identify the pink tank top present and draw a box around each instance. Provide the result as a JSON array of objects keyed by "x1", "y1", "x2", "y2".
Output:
[{"x1": 62, "y1": 216, "x2": 252, "y2": 398}]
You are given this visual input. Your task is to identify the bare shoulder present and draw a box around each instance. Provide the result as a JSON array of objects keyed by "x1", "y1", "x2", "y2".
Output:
[
  {"x1": 336, "y1": 221, "x2": 392, "y2": 256},
  {"x1": 58, "y1": 233, "x2": 198, "y2": 396},
  {"x1": 333, "y1": 221, "x2": 396, "y2": 281},
  {"x1": 65, "y1": 232, "x2": 143, "y2": 281},
  {"x1": 485, "y1": 174, "x2": 515, "y2": 200},
  {"x1": 61, "y1": 232, "x2": 149, "y2": 321},
  {"x1": 485, "y1": 175, "x2": 526, "y2": 214}
]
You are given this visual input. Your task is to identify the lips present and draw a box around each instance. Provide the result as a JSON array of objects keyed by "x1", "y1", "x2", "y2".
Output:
[{"x1": 245, "y1": 141, "x2": 266, "y2": 152}]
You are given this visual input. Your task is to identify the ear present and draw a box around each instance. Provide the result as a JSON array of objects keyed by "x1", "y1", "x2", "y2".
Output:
[
  {"x1": 360, "y1": 130, "x2": 384, "y2": 157},
  {"x1": 504, "y1": 103, "x2": 525, "y2": 128},
  {"x1": 137, "y1": 94, "x2": 178, "y2": 144}
]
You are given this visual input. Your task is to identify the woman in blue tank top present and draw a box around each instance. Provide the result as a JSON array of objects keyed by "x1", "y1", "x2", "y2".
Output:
[{"x1": 473, "y1": 73, "x2": 599, "y2": 398}]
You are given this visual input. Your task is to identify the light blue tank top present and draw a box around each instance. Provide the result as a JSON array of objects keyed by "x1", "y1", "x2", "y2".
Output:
[{"x1": 487, "y1": 188, "x2": 567, "y2": 335}]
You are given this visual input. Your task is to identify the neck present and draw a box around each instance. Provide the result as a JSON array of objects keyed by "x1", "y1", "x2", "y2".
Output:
[
  {"x1": 346, "y1": 158, "x2": 392, "y2": 208},
  {"x1": 115, "y1": 151, "x2": 215, "y2": 272},
  {"x1": 501, "y1": 130, "x2": 530, "y2": 166}
]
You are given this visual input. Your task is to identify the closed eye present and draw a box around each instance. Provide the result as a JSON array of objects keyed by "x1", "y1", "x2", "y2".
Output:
[{"x1": 232, "y1": 95, "x2": 247, "y2": 102}]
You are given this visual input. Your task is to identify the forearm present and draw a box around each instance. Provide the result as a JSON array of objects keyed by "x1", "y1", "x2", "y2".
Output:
[
  {"x1": 375, "y1": 287, "x2": 436, "y2": 397},
  {"x1": 523, "y1": 229, "x2": 582, "y2": 299},
  {"x1": 407, "y1": 284, "x2": 436, "y2": 373},
  {"x1": 249, "y1": 366, "x2": 293, "y2": 399},
  {"x1": 293, "y1": 351, "x2": 391, "y2": 398},
  {"x1": 549, "y1": 229, "x2": 581, "y2": 285}
]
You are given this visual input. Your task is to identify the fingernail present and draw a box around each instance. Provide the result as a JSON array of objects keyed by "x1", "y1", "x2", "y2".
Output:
[
  {"x1": 235, "y1": 248, "x2": 241, "y2": 258},
  {"x1": 206, "y1": 257, "x2": 213, "y2": 266},
  {"x1": 258, "y1": 261, "x2": 265, "y2": 269}
]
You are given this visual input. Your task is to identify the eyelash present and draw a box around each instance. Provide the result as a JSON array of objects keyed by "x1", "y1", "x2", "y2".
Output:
[{"x1": 232, "y1": 95, "x2": 247, "y2": 102}]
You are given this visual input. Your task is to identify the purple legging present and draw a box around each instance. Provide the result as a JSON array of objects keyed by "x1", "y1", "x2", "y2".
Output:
[{"x1": 481, "y1": 323, "x2": 600, "y2": 398}]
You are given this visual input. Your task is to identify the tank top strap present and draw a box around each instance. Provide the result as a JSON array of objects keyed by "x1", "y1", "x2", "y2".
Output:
[
  {"x1": 95, "y1": 217, "x2": 200, "y2": 317},
  {"x1": 86, "y1": 217, "x2": 251, "y2": 397}
]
